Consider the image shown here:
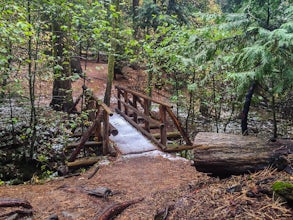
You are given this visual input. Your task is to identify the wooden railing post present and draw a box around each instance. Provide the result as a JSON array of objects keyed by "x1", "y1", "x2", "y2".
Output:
[
  {"x1": 143, "y1": 98, "x2": 150, "y2": 132},
  {"x1": 124, "y1": 91, "x2": 128, "y2": 116},
  {"x1": 102, "y1": 110, "x2": 110, "y2": 155},
  {"x1": 159, "y1": 105, "x2": 167, "y2": 146},
  {"x1": 133, "y1": 95, "x2": 138, "y2": 123},
  {"x1": 117, "y1": 89, "x2": 121, "y2": 111},
  {"x1": 94, "y1": 105, "x2": 102, "y2": 142},
  {"x1": 166, "y1": 107, "x2": 192, "y2": 145}
]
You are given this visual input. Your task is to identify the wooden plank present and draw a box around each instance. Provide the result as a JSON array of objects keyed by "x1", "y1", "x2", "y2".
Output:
[
  {"x1": 109, "y1": 113, "x2": 157, "y2": 154},
  {"x1": 115, "y1": 108, "x2": 167, "y2": 150}
]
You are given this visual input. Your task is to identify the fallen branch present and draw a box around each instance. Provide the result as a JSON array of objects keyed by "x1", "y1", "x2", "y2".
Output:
[
  {"x1": 88, "y1": 165, "x2": 100, "y2": 179},
  {"x1": 0, "y1": 198, "x2": 32, "y2": 209},
  {"x1": 0, "y1": 209, "x2": 33, "y2": 218},
  {"x1": 95, "y1": 198, "x2": 143, "y2": 220}
]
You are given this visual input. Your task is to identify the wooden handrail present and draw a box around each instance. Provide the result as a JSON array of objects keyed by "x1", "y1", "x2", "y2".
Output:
[
  {"x1": 115, "y1": 86, "x2": 191, "y2": 151},
  {"x1": 118, "y1": 99, "x2": 163, "y2": 128},
  {"x1": 68, "y1": 86, "x2": 115, "y2": 161},
  {"x1": 115, "y1": 86, "x2": 172, "y2": 108},
  {"x1": 83, "y1": 85, "x2": 113, "y2": 116}
]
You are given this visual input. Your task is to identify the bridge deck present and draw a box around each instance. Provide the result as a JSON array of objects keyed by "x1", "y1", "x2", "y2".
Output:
[{"x1": 109, "y1": 113, "x2": 158, "y2": 154}]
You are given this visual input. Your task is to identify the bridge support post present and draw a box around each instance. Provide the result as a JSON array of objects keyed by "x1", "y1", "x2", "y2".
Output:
[
  {"x1": 133, "y1": 95, "x2": 138, "y2": 123},
  {"x1": 159, "y1": 105, "x2": 167, "y2": 146},
  {"x1": 143, "y1": 98, "x2": 150, "y2": 132},
  {"x1": 123, "y1": 91, "x2": 128, "y2": 116},
  {"x1": 102, "y1": 111, "x2": 110, "y2": 155},
  {"x1": 117, "y1": 89, "x2": 121, "y2": 111}
]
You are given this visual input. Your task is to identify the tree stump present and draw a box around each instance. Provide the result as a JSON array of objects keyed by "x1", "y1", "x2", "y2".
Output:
[{"x1": 193, "y1": 132, "x2": 292, "y2": 176}]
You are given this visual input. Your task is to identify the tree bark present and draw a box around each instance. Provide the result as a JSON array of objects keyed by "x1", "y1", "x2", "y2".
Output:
[
  {"x1": 132, "y1": 0, "x2": 139, "y2": 36},
  {"x1": 67, "y1": 157, "x2": 101, "y2": 168},
  {"x1": 241, "y1": 81, "x2": 257, "y2": 135},
  {"x1": 193, "y1": 132, "x2": 292, "y2": 176},
  {"x1": 50, "y1": 21, "x2": 74, "y2": 112},
  {"x1": 103, "y1": 0, "x2": 119, "y2": 106},
  {"x1": 104, "y1": 54, "x2": 115, "y2": 106}
]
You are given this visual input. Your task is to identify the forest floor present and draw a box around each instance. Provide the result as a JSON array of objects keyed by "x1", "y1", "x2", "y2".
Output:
[{"x1": 0, "y1": 61, "x2": 293, "y2": 219}]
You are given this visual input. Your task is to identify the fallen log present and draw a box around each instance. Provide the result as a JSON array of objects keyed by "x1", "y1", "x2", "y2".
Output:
[
  {"x1": 152, "y1": 131, "x2": 182, "y2": 140},
  {"x1": 164, "y1": 145, "x2": 194, "y2": 153},
  {"x1": 0, "y1": 198, "x2": 32, "y2": 209},
  {"x1": 67, "y1": 157, "x2": 102, "y2": 168},
  {"x1": 193, "y1": 132, "x2": 293, "y2": 176},
  {"x1": 66, "y1": 141, "x2": 102, "y2": 149},
  {"x1": 95, "y1": 198, "x2": 143, "y2": 220}
]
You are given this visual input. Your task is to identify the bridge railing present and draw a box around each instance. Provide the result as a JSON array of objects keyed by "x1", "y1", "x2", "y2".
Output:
[
  {"x1": 115, "y1": 86, "x2": 192, "y2": 151},
  {"x1": 68, "y1": 86, "x2": 116, "y2": 162}
]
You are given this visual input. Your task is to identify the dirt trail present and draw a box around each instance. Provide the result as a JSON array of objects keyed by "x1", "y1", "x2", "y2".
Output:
[{"x1": 0, "y1": 155, "x2": 203, "y2": 219}]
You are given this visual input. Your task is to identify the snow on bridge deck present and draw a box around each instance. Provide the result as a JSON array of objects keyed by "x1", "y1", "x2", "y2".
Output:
[{"x1": 109, "y1": 113, "x2": 158, "y2": 154}]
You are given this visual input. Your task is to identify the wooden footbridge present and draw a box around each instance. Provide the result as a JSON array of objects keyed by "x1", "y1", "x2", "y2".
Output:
[{"x1": 67, "y1": 86, "x2": 194, "y2": 163}]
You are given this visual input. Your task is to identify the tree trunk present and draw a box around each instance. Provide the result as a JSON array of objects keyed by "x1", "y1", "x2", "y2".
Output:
[
  {"x1": 193, "y1": 132, "x2": 292, "y2": 176},
  {"x1": 103, "y1": 0, "x2": 119, "y2": 106},
  {"x1": 132, "y1": 0, "x2": 139, "y2": 37},
  {"x1": 167, "y1": 0, "x2": 176, "y2": 14},
  {"x1": 71, "y1": 57, "x2": 83, "y2": 76},
  {"x1": 27, "y1": 0, "x2": 37, "y2": 159},
  {"x1": 241, "y1": 81, "x2": 257, "y2": 135},
  {"x1": 50, "y1": 21, "x2": 74, "y2": 112},
  {"x1": 104, "y1": 54, "x2": 115, "y2": 106},
  {"x1": 132, "y1": 0, "x2": 139, "y2": 20},
  {"x1": 271, "y1": 79, "x2": 278, "y2": 138}
]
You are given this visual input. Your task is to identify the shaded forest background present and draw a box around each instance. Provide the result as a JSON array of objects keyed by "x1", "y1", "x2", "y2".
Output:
[{"x1": 0, "y1": 0, "x2": 292, "y2": 183}]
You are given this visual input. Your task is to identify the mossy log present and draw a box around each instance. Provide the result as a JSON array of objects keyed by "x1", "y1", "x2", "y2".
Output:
[{"x1": 193, "y1": 132, "x2": 292, "y2": 176}]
